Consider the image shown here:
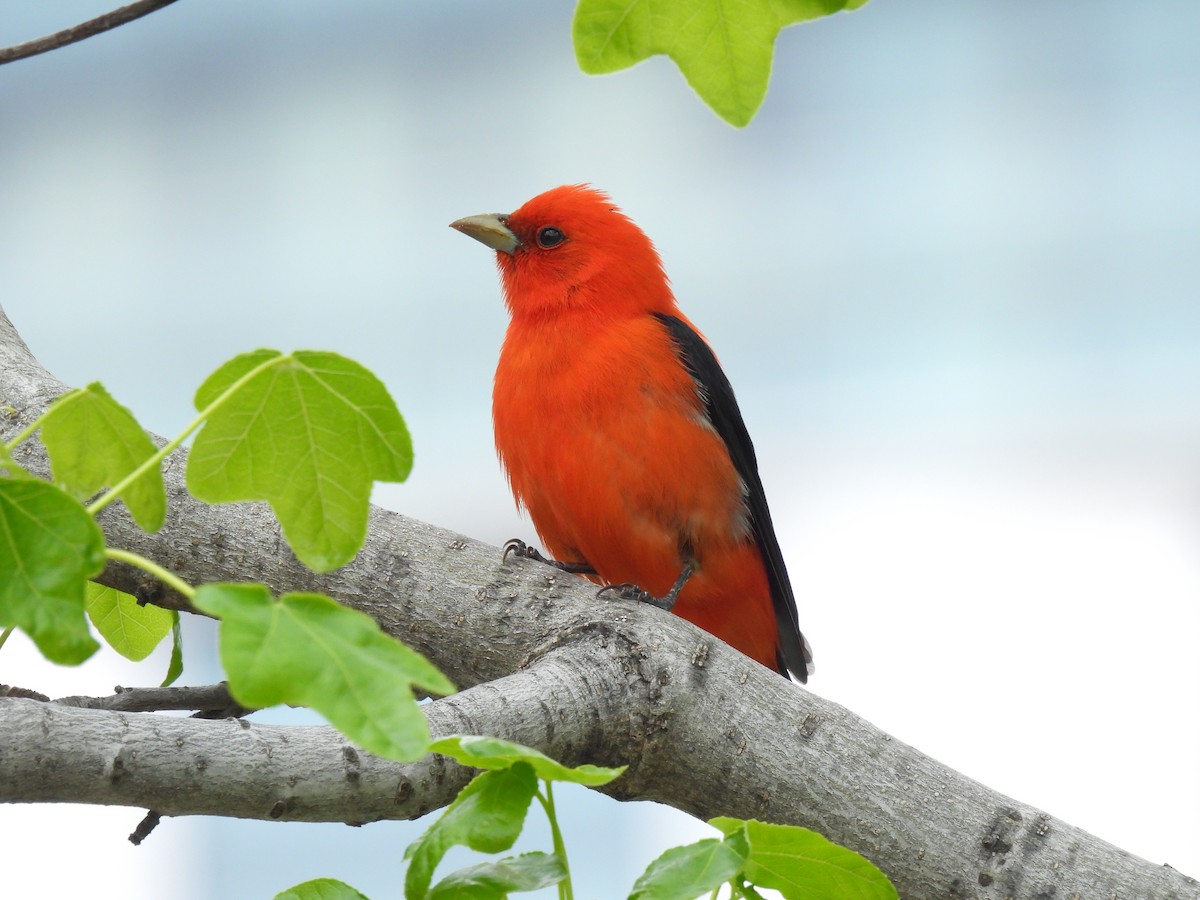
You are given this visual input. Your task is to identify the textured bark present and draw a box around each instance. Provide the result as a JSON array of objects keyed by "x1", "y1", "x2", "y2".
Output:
[{"x1": 0, "y1": 305, "x2": 1195, "y2": 899}]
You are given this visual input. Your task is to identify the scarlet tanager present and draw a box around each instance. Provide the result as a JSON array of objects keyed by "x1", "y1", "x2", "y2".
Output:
[{"x1": 451, "y1": 185, "x2": 813, "y2": 682}]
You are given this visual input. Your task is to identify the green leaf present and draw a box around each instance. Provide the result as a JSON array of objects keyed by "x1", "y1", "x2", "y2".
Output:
[
  {"x1": 429, "y1": 735, "x2": 625, "y2": 786},
  {"x1": 0, "y1": 479, "x2": 103, "y2": 664},
  {"x1": 85, "y1": 582, "x2": 173, "y2": 661},
  {"x1": 193, "y1": 348, "x2": 284, "y2": 407},
  {"x1": 573, "y1": 0, "x2": 869, "y2": 127},
  {"x1": 0, "y1": 442, "x2": 32, "y2": 478},
  {"x1": 186, "y1": 350, "x2": 413, "y2": 572},
  {"x1": 40, "y1": 383, "x2": 166, "y2": 532},
  {"x1": 274, "y1": 877, "x2": 370, "y2": 900},
  {"x1": 404, "y1": 764, "x2": 539, "y2": 900},
  {"x1": 193, "y1": 583, "x2": 453, "y2": 760},
  {"x1": 429, "y1": 851, "x2": 567, "y2": 899},
  {"x1": 628, "y1": 835, "x2": 748, "y2": 900},
  {"x1": 161, "y1": 611, "x2": 184, "y2": 686},
  {"x1": 710, "y1": 817, "x2": 897, "y2": 899}
]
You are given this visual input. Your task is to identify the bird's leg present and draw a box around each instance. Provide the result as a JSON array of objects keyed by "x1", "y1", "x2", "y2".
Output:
[
  {"x1": 598, "y1": 562, "x2": 695, "y2": 613},
  {"x1": 502, "y1": 538, "x2": 597, "y2": 575}
]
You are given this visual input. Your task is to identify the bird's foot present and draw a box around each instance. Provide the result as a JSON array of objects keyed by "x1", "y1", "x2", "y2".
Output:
[
  {"x1": 502, "y1": 538, "x2": 547, "y2": 564},
  {"x1": 597, "y1": 582, "x2": 676, "y2": 611},
  {"x1": 596, "y1": 562, "x2": 695, "y2": 613},
  {"x1": 502, "y1": 539, "x2": 596, "y2": 575}
]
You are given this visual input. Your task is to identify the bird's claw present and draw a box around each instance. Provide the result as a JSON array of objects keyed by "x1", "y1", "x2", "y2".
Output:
[
  {"x1": 597, "y1": 582, "x2": 675, "y2": 612},
  {"x1": 502, "y1": 538, "x2": 546, "y2": 564},
  {"x1": 502, "y1": 539, "x2": 597, "y2": 576}
]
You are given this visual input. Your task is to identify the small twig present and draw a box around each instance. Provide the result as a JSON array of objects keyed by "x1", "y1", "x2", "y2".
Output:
[
  {"x1": 0, "y1": 0, "x2": 183, "y2": 66},
  {"x1": 128, "y1": 810, "x2": 161, "y2": 846},
  {"x1": 55, "y1": 682, "x2": 249, "y2": 716},
  {"x1": 190, "y1": 702, "x2": 255, "y2": 721}
]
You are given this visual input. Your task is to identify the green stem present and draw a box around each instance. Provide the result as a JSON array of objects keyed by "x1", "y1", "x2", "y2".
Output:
[
  {"x1": 2, "y1": 400, "x2": 66, "y2": 452},
  {"x1": 105, "y1": 548, "x2": 196, "y2": 601},
  {"x1": 538, "y1": 781, "x2": 574, "y2": 900},
  {"x1": 738, "y1": 879, "x2": 766, "y2": 899},
  {"x1": 0, "y1": 625, "x2": 13, "y2": 652},
  {"x1": 87, "y1": 354, "x2": 288, "y2": 518}
]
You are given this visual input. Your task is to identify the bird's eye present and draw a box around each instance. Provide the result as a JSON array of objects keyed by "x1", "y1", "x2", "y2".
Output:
[{"x1": 536, "y1": 226, "x2": 566, "y2": 249}]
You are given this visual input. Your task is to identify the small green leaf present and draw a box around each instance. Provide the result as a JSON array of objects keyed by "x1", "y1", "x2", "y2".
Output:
[
  {"x1": 628, "y1": 835, "x2": 748, "y2": 900},
  {"x1": 186, "y1": 350, "x2": 413, "y2": 572},
  {"x1": 274, "y1": 877, "x2": 370, "y2": 900},
  {"x1": 710, "y1": 817, "x2": 897, "y2": 899},
  {"x1": 161, "y1": 611, "x2": 184, "y2": 686},
  {"x1": 193, "y1": 583, "x2": 453, "y2": 760},
  {"x1": 428, "y1": 735, "x2": 625, "y2": 787},
  {"x1": 0, "y1": 479, "x2": 103, "y2": 664},
  {"x1": 404, "y1": 764, "x2": 539, "y2": 900},
  {"x1": 429, "y1": 851, "x2": 567, "y2": 899},
  {"x1": 40, "y1": 383, "x2": 166, "y2": 532},
  {"x1": 573, "y1": 0, "x2": 869, "y2": 127},
  {"x1": 85, "y1": 582, "x2": 173, "y2": 661}
]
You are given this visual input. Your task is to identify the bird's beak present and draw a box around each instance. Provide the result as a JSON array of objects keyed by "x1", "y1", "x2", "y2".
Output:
[{"x1": 450, "y1": 213, "x2": 521, "y2": 255}]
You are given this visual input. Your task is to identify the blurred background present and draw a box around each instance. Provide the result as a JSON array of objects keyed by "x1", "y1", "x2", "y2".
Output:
[{"x1": 2, "y1": 0, "x2": 1198, "y2": 896}]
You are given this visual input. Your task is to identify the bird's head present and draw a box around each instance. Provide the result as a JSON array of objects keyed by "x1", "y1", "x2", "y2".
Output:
[{"x1": 451, "y1": 185, "x2": 674, "y2": 320}]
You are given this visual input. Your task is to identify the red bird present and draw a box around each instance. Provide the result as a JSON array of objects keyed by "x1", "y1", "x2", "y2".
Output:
[{"x1": 451, "y1": 185, "x2": 813, "y2": 682}]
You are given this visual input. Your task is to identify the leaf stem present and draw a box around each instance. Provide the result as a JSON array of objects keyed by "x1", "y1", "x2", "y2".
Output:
[
  {"x1": 538, "y1": 781, "x2": 574, "y2": 900},
  {"x1": 104, "y1": 548, "x2": 196, "y2": 601},
  {"x1": 0, "y1": 625, "x2": 13, "y2": 652},
  {"x1": 738, "y1": 879, "x2": 766, "y2": 899},
  {"x1": 87, "y1": 354, "x2": 288, "y2": 518},
  {"x1": 2, "y1": 392, "x2": 80, "y2": 452}
]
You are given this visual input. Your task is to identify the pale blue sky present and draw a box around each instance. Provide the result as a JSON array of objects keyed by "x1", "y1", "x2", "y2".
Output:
[{"x1": 3, "y1": 1, "x2": 1198, "y2": 896}]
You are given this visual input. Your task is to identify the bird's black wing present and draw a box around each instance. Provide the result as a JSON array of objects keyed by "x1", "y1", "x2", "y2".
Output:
[{"x1": 653, "y1": 313, "x2": 814, "y2": 682}]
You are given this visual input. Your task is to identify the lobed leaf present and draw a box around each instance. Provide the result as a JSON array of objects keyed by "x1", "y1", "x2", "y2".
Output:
[
  {"x1": 428, "y1": 851, "x2": 567, "y2": 899},
  {"x1": 193, "y1": 583, "x2": 453, "y2": 760},
  {"x1": 573, "y1": 0, "x2": 869, "y2": 127},
  {"x1": 40, "y1": 382, "x2": 166, "y2": 532},
  {"x1": 628, "y1": 835, "x2": 747, "y2": 900},
  {"x1": 404, "y1": 764, "x2": 539, "y2": 900},
  {"x1": 193, "y1": 348, "x2": 283, "y2": 407},
  {"x1": 710, "y1": 817, "x2": 897, "y2": 899},
  {"x1": 0, "y1": 479, "x2": 103, "y2": 664},
  {"x1": 275, "y1": 878, "x2": 370, "y2": 900},
  {"x1": 429, "y1": 735, "x2": 625, "y2": 787},
  {"x1": 187, "y1": 350, "x2": 412, "y2": 572},
  {"x1": 85, "y1": 582, "x2": 173, "y2": 661}
]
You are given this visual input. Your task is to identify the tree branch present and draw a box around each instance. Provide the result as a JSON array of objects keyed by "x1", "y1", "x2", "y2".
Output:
[
  {"x1": 55, "y1": 682, "x2": 243, "y2": 715},
  {"x1": 0, "y1": 696, "x2": 474, "y2": 824},
  {"x1": 0, "y1": 0, "x2": 183, "y2": 66},
  {"x1": 0, "y1": 304, "x2": 1195, "y2": 898}
]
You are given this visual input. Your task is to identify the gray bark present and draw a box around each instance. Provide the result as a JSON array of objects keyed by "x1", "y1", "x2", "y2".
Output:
[{"x1": 0, "y1": 305, "x2": 1195, "y2": 900}]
